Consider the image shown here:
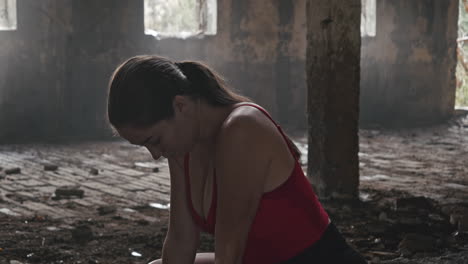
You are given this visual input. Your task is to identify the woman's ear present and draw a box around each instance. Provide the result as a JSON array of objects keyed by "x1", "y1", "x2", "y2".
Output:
[
  {"x1": 173, "y1": 95, "x2": 195, "y2": 115},
  {"x1": 173, "y1": 95, "x2": 186, "y2": 113}
]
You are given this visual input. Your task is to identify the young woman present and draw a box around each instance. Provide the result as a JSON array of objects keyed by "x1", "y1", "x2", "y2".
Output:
[{"x1": 107, "y1": 55, "x2": 367, "y2": 264}]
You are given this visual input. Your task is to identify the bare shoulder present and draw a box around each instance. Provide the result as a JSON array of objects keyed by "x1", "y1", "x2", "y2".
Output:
[
  {"x1": 216, "y1": 104, "x2": 295, "y2": 191},
  {"x1": 215, "y1": 104, "x2": 277, "y2": 176},
  {"x1": 219, "y1": 104, "x2": 275, "y2": 144}
]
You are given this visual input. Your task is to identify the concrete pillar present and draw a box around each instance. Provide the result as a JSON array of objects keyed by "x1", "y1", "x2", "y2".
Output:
[{"x1": 306, "y1": 0, "x2": 361, "y2": 199}]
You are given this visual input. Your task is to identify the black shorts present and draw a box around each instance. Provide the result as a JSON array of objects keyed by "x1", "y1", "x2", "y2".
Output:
[{"x1": 281, "y1": 223, "x2": 367, "y2": 264}]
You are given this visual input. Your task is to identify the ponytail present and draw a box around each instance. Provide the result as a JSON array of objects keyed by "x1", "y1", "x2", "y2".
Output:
[{"x1": 175, "y1": 61, "x2": 251, "y2": 105}]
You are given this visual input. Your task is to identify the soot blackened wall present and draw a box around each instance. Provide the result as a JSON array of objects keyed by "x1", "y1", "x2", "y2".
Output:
[
  {"x1": 360, "y1": 0, "x2": 458, "y2": 127},
  {"x1": 0, "y1": 0, "x2": 308, "y2": 142}
]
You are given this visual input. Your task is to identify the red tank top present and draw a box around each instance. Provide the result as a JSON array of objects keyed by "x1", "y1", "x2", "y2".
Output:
[{"x1": 184, "y1": 103, "x2": 330, "y2": 264}]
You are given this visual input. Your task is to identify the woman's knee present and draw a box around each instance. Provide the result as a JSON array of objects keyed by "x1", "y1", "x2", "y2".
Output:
[{"x1": 148, "y1": 252, "x2": 214, "y2": 264}]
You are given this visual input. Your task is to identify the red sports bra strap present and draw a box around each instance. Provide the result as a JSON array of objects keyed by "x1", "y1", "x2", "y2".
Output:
[{"x1": 231, "y1": 103, "x2": 297, "y2": 160}]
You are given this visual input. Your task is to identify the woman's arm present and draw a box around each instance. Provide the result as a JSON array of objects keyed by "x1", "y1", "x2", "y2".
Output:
[
  {"x1": 214, "y1": 114, "x2": 272, "y2": 264},
  {"x1": 160, "y1": 156, "x2": 201, "y2": 263}
]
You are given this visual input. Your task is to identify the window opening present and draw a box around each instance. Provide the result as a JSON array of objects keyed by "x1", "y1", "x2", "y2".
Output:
[
  {"x1": 0, "y1": 0, "x2": 16, "y2": 31},
  {"x1": 144, "y1": 0, "x2": 217, "y2": 39},
  {"x1": 361, "y1": 0, "x2": 376, "y2": 37}
]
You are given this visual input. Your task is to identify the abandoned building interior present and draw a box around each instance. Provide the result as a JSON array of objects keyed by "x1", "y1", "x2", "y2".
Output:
[{"x1": 0, "y1": 0, "x2": 468, "y2": 263}]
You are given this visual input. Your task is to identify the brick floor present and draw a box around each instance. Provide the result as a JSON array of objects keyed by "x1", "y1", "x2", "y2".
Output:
[
  {"x1": 0, "y1": 140, "x2": 170, "y2": 220},
  {"x1": 0, "y1": 111, "x2": 467, "y2": 220}
]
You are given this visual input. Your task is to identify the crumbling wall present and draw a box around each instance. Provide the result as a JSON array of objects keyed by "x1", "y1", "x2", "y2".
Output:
[
  {"x1": 360, "y1": 0, "x2": 459, "y2": 127},
  {"x1": 64, "y1": 0, "x2": 143, "y2": 138},
  {"x1": 0, "y1": 0, "x2": 460, "y2": 141},
  {"x1": 0, "y1": 0, "x2": 308, "y2": 142},
  {"x1": 0, "y1": 0, "x2": 72, "y2": 142}
]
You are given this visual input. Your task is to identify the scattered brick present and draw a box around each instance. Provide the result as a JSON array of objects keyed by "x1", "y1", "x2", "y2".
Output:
[
  {"x1": 71, "y1": 224, "x2": 94, "y2": 244},
  {"x1": 97, "y1": 205, "x2": 116, "y2": 215},
  {"x1": 89, "y1": 168, "x2": 99, "y2": 175},
  {"x1": 5, "y1": 168, "x2": 21, "y2": 175},
  {"x1": 44, "y1": 164, "x2": 59, "y2": 171},
  {"x1": 54, "y1": 186, "x2": 85, "y2": 199}
]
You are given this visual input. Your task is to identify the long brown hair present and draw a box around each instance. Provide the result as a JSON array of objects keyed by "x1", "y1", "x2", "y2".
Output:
[{"x1": 107, "y1": 55, "x2": 300, "y2": 158}]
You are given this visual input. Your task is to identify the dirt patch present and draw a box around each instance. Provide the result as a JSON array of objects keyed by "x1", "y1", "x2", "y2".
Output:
[
  {"x1": 0, "y1": 189, "x2": 467, "y2": 264},
  {"x1": 0, "y1": 205, "x2": 215, "y2": 264}
]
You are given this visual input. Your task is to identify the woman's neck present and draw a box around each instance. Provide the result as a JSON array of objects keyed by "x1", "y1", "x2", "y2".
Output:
[{"x1": 196, "y1": 102, "x2": 243, "y2": 151}]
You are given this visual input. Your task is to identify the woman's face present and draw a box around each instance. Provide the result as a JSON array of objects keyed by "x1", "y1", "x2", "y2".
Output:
[{"x1": 117, "y1": 96, "x2": 200, "y2": 160}]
